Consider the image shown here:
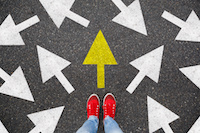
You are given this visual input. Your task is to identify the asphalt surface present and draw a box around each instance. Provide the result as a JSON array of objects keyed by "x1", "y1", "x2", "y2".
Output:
[{"x1": 0, "y1": 0, "x2": 200, "y2": 132}]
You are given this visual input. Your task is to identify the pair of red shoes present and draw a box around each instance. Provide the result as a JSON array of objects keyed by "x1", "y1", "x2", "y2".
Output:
[{"x1": 87, "y1": 93, "x2": 116, "y2": 120}]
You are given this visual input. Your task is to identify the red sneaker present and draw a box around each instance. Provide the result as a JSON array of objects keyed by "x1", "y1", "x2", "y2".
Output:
[
  {"x1": 103, "y1": 93, "x2": 116, "y2": 120},
  {"x1": 87, "y1": 94, "x2": 100, "y2": 119}
]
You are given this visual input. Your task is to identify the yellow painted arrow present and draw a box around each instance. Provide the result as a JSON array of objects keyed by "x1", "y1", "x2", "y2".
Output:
[{"x1": 83, "y1": 30, "x2": 118, "y2": 88}]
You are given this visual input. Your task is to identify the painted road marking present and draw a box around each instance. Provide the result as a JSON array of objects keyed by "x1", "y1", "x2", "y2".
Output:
[
  {"x1": 162, "y1": 11, "x2": 200, "y2": 42},
  {"x1": 112, "y1": 0, "x2": 147, "y2": 36},
  {"x1": 39, "y1": 0, "x2": 90, "y2": 28},
  {"x1": 28, "y1": 106, "x2": 64, "y2": 133},
  {"x1": 0, "y1": 121, "x2": 9, "y2": 133},
  {"x1": 188, "y1": 117, "x2": 200, "y2": 133},
  {"x1": 126, "y1": 46, "x2": 164, "y2": 94},
  {"x1": 147, "y1": 96, "x2": 179, "y2": 133},
  {"x1": 83, "y1": 30, "x2": 117, "y2": 88},
  {"x1": 37, "y1": 45, "x2": 74, "y2": 94},
  {"x1": 0, "y1": 15, "x2": 39, "y2": 45},
  {"x1": 0, "y1": 67, "x2": 34, "y2": 102},
  {"x1": 179, "y1": 65, "x2": 200, "y2": 89}
]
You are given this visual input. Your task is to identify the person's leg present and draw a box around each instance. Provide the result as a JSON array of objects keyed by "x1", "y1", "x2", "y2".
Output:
[
  {"x1": 104, "y1": 116, "x2": 123, "y2": 133},
  {"x1": 76, "y1": 115, "x2": 99, "y2": 133},
  {"x1": 76, "y1": 94, "x2": 100, "y2": 133},
  {"x1": 103, "y1": 93, "x2": 123, "y2": 133}
]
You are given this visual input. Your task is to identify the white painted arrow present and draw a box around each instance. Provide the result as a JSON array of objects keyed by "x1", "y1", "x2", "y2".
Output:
[
  {"x1": 147, "y1": 96, "x2": 179, "y2": 133},
  {"x1": 188, "y1": 117, "x2": 200, "y2": 133},
  {"x1": 112, "y1": 0, "x2": 147, "y2": 35},
  {"x1": 39, "y1": 0, "x2": 90, "y2": 28},
  {"x1": 28, "y1": 106, "x2": 64, "y2": 133},
  {"x1": 0, "y1": 67, "x2": 34, "y2": 102},
  {"x1": 162, "y1": 10, "x2": 200, "y2": 42},
  {"x1": 37, "y1": 45, "x2": 74, "y2": 94},
  {"x1": 0, "y1": 14, "x2": 39, "y2": 45},
  {"x1": 0, "y1": 121, "x2": 9, "y2": 133},
  {"x1": 179, "y1": 65, "x2": 200, "y2": 89},
  {"x1": 126, "y1": 46, "x2": 164, "y2": 94}
]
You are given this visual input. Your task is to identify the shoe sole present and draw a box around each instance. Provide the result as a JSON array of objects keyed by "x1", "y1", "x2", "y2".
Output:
[
  {"x1": 87, "y1": 94, "x2": 100, "y2": 108},
  {"x1": 103, "y1": 93, "x2": 116, "y2": 106}
]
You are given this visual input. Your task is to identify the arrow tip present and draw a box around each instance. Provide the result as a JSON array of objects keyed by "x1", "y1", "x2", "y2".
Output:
[
  {"x1": 179, "y1": 65, "x2": 200, "y2": 89},
  {"x1": 147, "y1": 96, "x2": 179, "y2": 133},
  {"x1": 37, "y1": 45, "x2": 71, "y2": 83},
  {"x1": 175, "y1": 10, "x2": 200, "y2": 42},
  {"x1": 28, "y1": 106, "x2": 65, "y2": 133},
  {"x1": 0, "y1": 121, "x2": 9, "y2": 133},
  {"x1": 188, "y1": 117, "x2": 200, "y2": 133},
  {"x1": 130, "y1": 45, "x2": 164, "y2": 83},
  {"x1": 83, "y1": 30, "x2": 117, "y2": 65},
  {"x1": 0, "y1": 14, "x2": 25, "y2": 45},
  {"x1": 112, "y1": 0, "x2": 148, "y2": 35},
  {"x1": 0, "y1": 66, "x2": 34, "y2": 102},
  {"x1": 0, "y1": 14, "x2": 15, "y2": 29}
]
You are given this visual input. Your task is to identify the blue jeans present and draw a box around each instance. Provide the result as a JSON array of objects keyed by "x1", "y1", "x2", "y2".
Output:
[{"x1": 76, "y1": 116, "x2": 123, "y2": 133}]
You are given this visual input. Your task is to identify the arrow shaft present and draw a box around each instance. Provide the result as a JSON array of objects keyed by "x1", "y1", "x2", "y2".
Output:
[
  {"x1": 162, "y1": 11, "x2": 186, "y2": 28},
  {"x1": 16, "y1": 15, "x2": 40, "y2": 32},
  {"x1": 111, "y1": 0, "x2": 127, "y2": 12},
  {"x1": 126, "y1": 71, "x2": 146, "y2": 94},
  {"x1": 56, "y1": 71, "x2": 74, "y2": 94},
  {"x1": 97, "y1": 64, "x2": 105, "y2": 88},
  {"x1": 162, "y1": 124, "x2": 174, "y2": 133},
  {"x1": 0, "y1": 68, "x2": 11, "y2": 81},
  {"x1": 65, "y1": 11, "x2": 90, "y2": 27}
]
